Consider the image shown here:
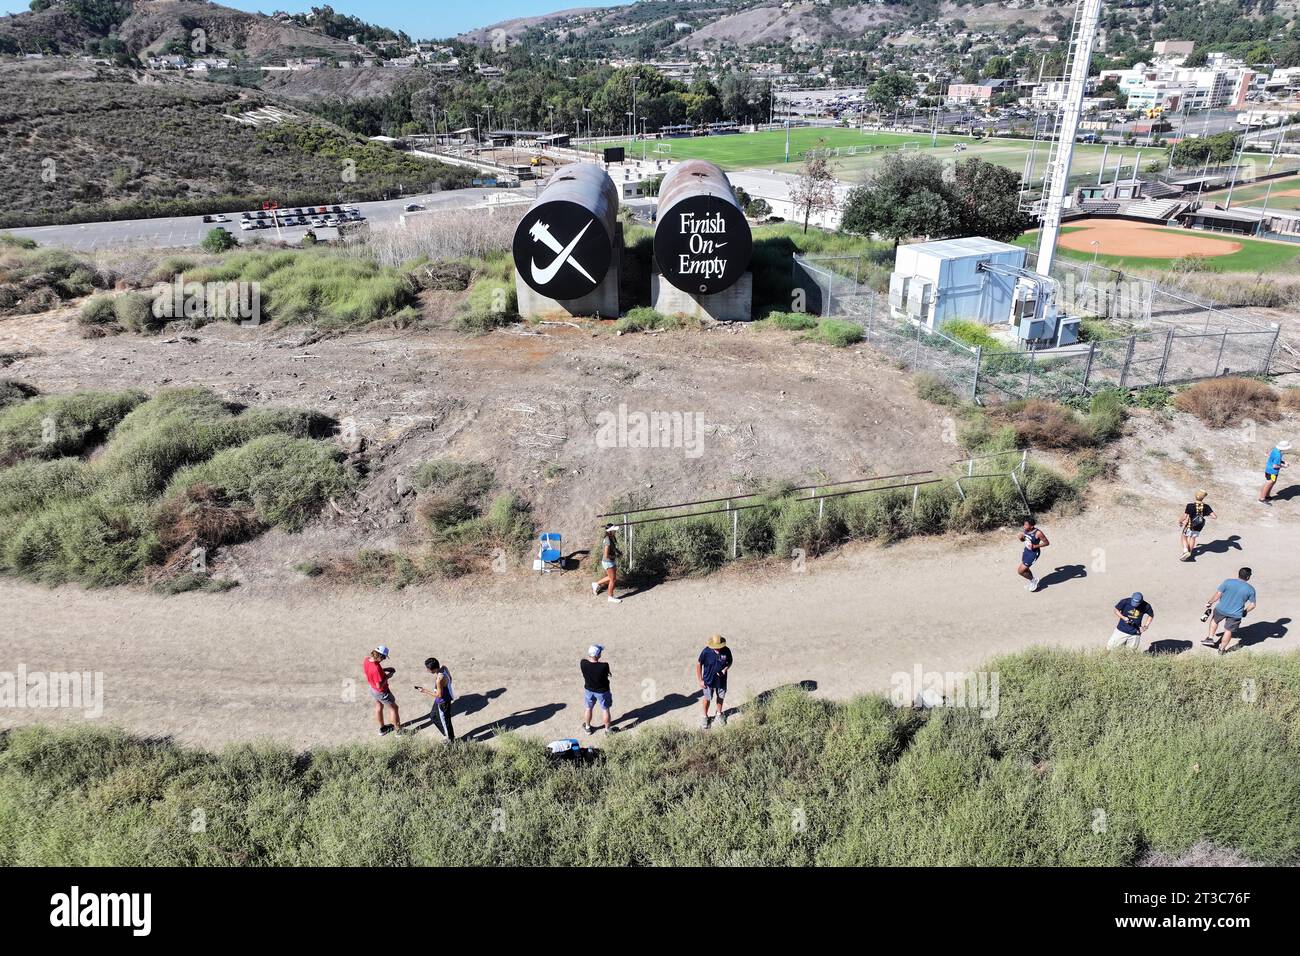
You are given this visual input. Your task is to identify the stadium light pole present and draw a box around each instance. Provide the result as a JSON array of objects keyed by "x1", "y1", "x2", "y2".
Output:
[{"x1": 631, "y1": 75, "x2": 639, "y2": 146}]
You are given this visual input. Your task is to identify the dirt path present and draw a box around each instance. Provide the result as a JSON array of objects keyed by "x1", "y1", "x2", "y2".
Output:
[{"x1": 4, "y1": 507, "x2": 1297, "y2": 750}]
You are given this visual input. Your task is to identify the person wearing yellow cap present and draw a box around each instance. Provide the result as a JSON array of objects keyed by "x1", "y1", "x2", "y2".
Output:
[
  {"x1": 1178, "y1": 490, "x2": 1215, "y2": 562},
  {"x1": 695, "y1": 634, "x2": 733, "y2": 730}
]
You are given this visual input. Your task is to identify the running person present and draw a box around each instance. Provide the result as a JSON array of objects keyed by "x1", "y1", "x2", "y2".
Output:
[
  {"x1": 696, "y1": 634, "x2": 734, "y2": 730},
  {"x1": 1203, "y1": 568, "x2": 1257, "y2": 655},
  {"x1": 1108, "y1": 592, "x2": 1153, "y2": 650},
  {"x1": 1179, "y1": 490, "x2": 1215, "y2": 561},
  {"x1": 1259, "y1": 441, "x2": 1291, "y2": 504},
  {"x1": 364, "y1": 645, "x2": 401, "y2": 736},
  {"x1": 1017, "y1": 518, "x2": 1049, "y2": 592},
  {"x1": 415, "y1": 657, "x2": 456, "y2": 741},
  {"x1": 591, "y1": 524, "x2": 622, "y2": 604}
]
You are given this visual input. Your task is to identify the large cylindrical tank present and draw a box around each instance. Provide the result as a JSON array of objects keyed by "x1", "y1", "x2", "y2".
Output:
[
  {"x1": 513, "y1": 164, "x2": 620, "y2": 301},
  {"x1": 653, "y1": 160, "x2": 753, "y2": 296}
]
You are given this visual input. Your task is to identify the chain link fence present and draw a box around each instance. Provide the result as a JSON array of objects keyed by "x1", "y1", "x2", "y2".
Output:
[{"x1": 793, "y1": 253, "x2": 1282, "y2": 405}]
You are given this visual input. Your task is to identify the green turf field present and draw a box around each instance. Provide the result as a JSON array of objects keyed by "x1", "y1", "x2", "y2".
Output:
[
  {"x1": 596, "y1": 128, "x2": 1146, "y2": 186},
  {"x1": 1201, "y1": 172, "x2": 1300, "y2": 212},
  {"x1": 1015, "y1": 226, "x2": 1300, "y2": 273}
]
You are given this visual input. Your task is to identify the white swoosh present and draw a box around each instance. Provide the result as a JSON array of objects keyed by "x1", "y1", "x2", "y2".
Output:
[{"x1": 532, "y1": 219, "x2": 594, "y2": 286}]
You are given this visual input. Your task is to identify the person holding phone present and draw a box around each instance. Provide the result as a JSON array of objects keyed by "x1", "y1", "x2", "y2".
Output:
[{"x1": 415, "y1": 657, "x2": 456, "y2": 742}]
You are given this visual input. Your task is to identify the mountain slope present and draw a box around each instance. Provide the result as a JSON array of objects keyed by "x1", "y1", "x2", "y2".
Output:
[{"x1": 0, "y1": 59, "x2": 469, "y2": 228}]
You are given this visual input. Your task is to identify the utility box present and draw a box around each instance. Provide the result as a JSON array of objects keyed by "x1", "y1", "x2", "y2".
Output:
[{"x1": 889, "y1": 237, "x2": 1026, "y2": 329}]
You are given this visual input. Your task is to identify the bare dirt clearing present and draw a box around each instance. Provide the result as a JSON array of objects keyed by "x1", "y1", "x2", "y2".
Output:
[{"x1": 0, "y1": 309, "x2": 953, "y2": 584}]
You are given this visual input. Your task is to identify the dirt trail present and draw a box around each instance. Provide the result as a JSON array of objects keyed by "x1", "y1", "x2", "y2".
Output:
[{"x1": 4, "y1": 507, "x2": 1297, "y2": 750}]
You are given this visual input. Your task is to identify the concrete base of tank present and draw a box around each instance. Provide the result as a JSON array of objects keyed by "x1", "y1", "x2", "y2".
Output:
[{"x1": 651, "y1": 271, "x2": 753, "y2": 323}]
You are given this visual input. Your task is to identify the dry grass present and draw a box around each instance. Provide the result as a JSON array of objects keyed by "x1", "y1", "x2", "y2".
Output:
[
  {"x1": 1280, "y1": 388, "x2": 1300, "y2": 413},
  {"x1": 351, "y1": 206, "x2": 525, "y2": 268},
  {"x1": 1173, "y1": 377, "x2": 1281, "y2": 428},
  {"x1": 993, "y1": 400, "x2": 1096, "y2": 450}
]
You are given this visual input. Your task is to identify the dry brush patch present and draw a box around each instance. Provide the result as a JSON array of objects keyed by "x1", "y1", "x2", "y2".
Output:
[{"x1": 1173, "y1": 377, "x2": 1281, "y2": 428}]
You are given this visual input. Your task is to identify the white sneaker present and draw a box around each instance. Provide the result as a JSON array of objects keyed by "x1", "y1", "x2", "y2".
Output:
[
  {"x1": 608, "y1": 596, "x2": 622, "y2": 604},
  {"x1": 591, "y1": 582, "x2": 600, "y2": 595},
  {"x1": 1024, "y1": 580, "x2": 1036, "y2": 591}
]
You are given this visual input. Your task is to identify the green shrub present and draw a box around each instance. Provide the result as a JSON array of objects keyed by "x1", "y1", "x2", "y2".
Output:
[
  {"x1": 456, "y1": 255, "x2": 517, "y2": 332},
  {"x1": 941, "y1": 319, "x2": 1004, "y2": 351},
  {"x1": 0, "y1": 390, "x2": 146, "y2": 465},
  {"x1": 615, "y1": 307, "x2": 691, "y2": 333},
  {"x1": 78, "y1": 295, "x2": 118, "y2": 329},
  {"x1": 200, "y1": 227, "x2": 237, "y2": 254},
  {"x1": 4, "y1": 498, "x2": 160, "y2": 586},
  {"x1": 166, "y1": 434, "x2": 353, "y2": 531},
  {"x1": 0, "y1": 380, "x2": 37, "y2": 410},
  {"x1": 413, "y1": 459, "x2": 496, "y2": 531},
  {"x1": 763, "y1": 311, "x2": 819, "y2": 331},
  {"x1": 815, "y1": 318, "x2": 864, "y2": 347},
  {"x1": 914, "y1": 372, "x2": 960, "y2": 406},
  {"x1": 114, "y1": 291, "x2": 163, "y2": 334}
]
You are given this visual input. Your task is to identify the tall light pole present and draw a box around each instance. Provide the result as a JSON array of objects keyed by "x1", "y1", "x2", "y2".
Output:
[
  {"x1": 631, "y1": 75, "x2": 639, "y2": 146},
  {"x1": 583, "y1": 106, "x2": 592, "y2": 143}
]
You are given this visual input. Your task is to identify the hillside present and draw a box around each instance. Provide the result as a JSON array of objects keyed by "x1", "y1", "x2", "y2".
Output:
[
  {"x1": 0, "y1": 59, "x2": 470, "y2": 228},
  {"x1": 0, "y1": 0, "x2": 360, "y2": 61}
]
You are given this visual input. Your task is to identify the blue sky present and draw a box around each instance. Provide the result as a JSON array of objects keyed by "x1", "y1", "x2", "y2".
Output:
[{"x1": 1, "y1": 1, "x2": 636, "y2": 39}]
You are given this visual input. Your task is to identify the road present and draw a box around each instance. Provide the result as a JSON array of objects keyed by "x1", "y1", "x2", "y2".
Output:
[
  {"x1": 3, "y1": 187, "x2": 521, "y2": 251},
  {"x1": 2, "y1": 509, "x2": 1295, "y2": 751}
]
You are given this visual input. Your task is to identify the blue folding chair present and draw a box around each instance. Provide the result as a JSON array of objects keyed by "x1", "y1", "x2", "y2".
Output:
[{"x1": 537, "y1": 532, "x2": 563, "y2": 573}]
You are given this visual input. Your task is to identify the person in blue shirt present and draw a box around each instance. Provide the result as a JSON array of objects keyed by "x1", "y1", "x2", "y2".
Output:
[
  {"x1": 1203, "y1": 567, "x2": 1258, "y2": 655},
  {"x1": 695, "y1": 634, "x2": 733, "y2": 729},
  {"x1": 1259, "y1": 440, "x2": 1291, "y2": 504},
  {"x1": 1108, "y1": 592, "x2": 1154, "y2": 650},
  {"x1": 1016, "y1": 518, "x2": 1050, "y2": 592}
]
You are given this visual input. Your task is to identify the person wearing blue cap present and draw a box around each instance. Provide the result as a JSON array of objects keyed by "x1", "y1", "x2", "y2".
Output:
[
  {"x1": 1109, "y1": 592, "x2": 1153, "y2": 649},
  {"x1": 580, "y1": 644, "x2": 616, "y2": 735}
]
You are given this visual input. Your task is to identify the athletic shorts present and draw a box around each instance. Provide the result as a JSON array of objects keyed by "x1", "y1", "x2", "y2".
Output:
[
  {"x1": 1212, "y1": 609, "x2": 1242, "y2": 631},
  {"x1": 584, "y1": 689, "x2": 613, "y2": 711},
  {"x1": 1185, "y1": 527, "x2": 1202, "y2": 539},
  {"x1": 1021, "y1": 549, "x2": 1039, "y2": 567},
  {"x1": 1266, "y1": 472, "x2": 1279, "y2": 482},
  {"x1": 1107, "y1": 627, "x2": 1140, "y2": 650},
  {"x1": 370, "y1": 688, "x2": 396, "y2": 704},
  {"x1": 702, "y1": 684, "x2": 727, "y2": 702}
]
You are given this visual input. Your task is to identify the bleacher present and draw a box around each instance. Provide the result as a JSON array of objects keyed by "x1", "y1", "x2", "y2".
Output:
[
  {"x1": 1079, "y1": 201, "x2": 1120, "y2": 215},
  {"x1": 1123, "y1": 198, "x2": 1186, "y2": 221}
]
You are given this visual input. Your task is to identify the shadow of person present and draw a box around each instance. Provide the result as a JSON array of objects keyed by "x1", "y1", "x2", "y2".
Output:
[
  {"x1": 1037, "y1": 564, "x2": 1087, "y2": 590},
  {"x1": 611, "y1": 691, "x2": 701, "y2": 730},
  {"x1": 730, "y1": 679, "x2": 818, "y2": 718},
  {"x1": 1233, "y1": 616, "x2": 1291, "y2": 649},
  {"x1": 1146, "y1": 639, "x2": 1193, "y2": 656},
  {"x1": 463, "y1": 702, "x2": 567, "y2": 742},
  {"x1": 452, "y1": 687, "x2": 507, "y2": 718},
  {"x1": 1271, "y1": 484, "x2": 1300, "y2": 502},
  {"x1": 1196, "y1": 535, "x2": 1243, "y2": 555}
]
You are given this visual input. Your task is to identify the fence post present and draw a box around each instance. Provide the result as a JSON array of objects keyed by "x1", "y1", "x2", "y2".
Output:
[
  {"x1": 954, "y1": 478, "x2": 965, "y2": 500},
  {"x1": 1009, "y1": 470, "x2": 1032, "y2": 514},
  {"x1": 1025, "y1": 351, "x2": 1035, "y2": 398},
  {"x1": 971, "y1": 345, "x2": 982, "y2": 402},
  {"x1": 911, "y1": 483, "x2": 919, "y2": 513},
  {"x1": 623, "y1": 514, "x2": 632, "y2": 573},
  {"x1": 1213, "y1": 330, "x2": 1228, "y2": 377},
  {"x1": 1263, "y1": 324, "x2": 1280, "y2": 375},
  {"x1": 1118, "y1": 335, "x2": 1137, "y2": 388},
  {"x1": 1020, "y1": 449, "x2": 1028, "y2": 475},
  {"x1": 732, "y1": 506, "x2": 739, "y2": 560},
  {"x1": 1157, "y1": 329, "x2": 1175, "y2": 386},
  {"x1": 1082, "y1": 341, "x2": 1097, "y2": 388}
]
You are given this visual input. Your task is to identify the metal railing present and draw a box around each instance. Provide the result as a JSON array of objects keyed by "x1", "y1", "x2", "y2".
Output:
[{"x1": 596, "y1": 455, "x2": 1037, "y2": 571}]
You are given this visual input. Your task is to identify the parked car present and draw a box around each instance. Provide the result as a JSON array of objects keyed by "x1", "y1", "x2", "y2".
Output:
[
  {"x1": 239, "y1": 220, "x2": 254, "y2": 231},
  {"x1": 309, "y1": 217, "x2": 326, "y2": 228}
]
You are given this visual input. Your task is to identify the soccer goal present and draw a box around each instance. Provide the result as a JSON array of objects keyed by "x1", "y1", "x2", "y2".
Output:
[
  {"x1": 901, "y1": 141, "x2": 923, "y2": 150},
  {"x1": 654, "y1": 144, "x2": 672, "y2": 155}
]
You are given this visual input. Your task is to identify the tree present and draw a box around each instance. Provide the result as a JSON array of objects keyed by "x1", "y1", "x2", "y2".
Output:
[
  {"x1": 201, "y1": 227, "x2": 237, "y2": 253},
  {"x1": 868, "y1": 71, "x2": 917, "y2": 112},
  {"x1": 788, "y1": 144, "x2": 839, "y2": 233},
  {"x1": 840, "y1": 153, "x2": 953, "y2": 246},
  {"x1": 746, "y1": 198, "x2": 771, "y2": 220},
  {"x1": 949, "y1": 158, "x2": 1032, "y2": 242}
]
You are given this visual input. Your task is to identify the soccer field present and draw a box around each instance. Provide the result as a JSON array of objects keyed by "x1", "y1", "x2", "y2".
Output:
[
  {"x1": 1202, "y1": 172, "x2": 1300, "y2": 212},
  {"x1": 592, "y1": 127, "x2": 1138, "y2": 186}
]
